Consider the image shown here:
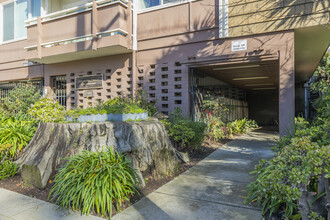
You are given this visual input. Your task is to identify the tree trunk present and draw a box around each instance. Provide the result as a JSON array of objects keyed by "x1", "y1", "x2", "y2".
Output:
[
  {"x1": 298, "y1": 185, "x2": 311, "y2": 220},
  {"x1": 16, "y1": 119, "x2": 182, "y2": 189},
  {"x1": 321, "y1": 175, "x2": 330, "y2": 220}
]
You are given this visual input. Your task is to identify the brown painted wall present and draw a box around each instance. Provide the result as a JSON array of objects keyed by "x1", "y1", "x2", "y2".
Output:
[{"x1": 137, "y1": 0, "x2": 329, "y2": 49}]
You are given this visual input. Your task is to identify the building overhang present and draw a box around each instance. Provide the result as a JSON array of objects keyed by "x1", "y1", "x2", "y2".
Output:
[{"x1": 295, "y1": 24, "x2": 330, "y2": 83}]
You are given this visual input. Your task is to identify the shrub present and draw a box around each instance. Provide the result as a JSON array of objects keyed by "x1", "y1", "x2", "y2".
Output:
[
  {"x1": 49, "y1": 147, "x2": 139, "y2": 218},
  {"x1": 67, "y1": 98, "x2": 147, "y2": 119},
  {"x1": 201, "y1": 94, "x2": 229, "y2": 121},
  {"x1": 0, "y1": 160, "x2": 18, "y2": 181},
  {"x1": 226, "y1": 118, "x2": 258, "y2": 136},
  {"x1": 134, "y1": 90, "x2": 157, "y2": 116},
  {"x1": 205, "y1": 117, "x2": 258, "y2": 141},
  {"x1": 163, "y1": 108, "x2": 207, "y2": 149},
  {"x1": 246, "y1": 117, "x2": 330, "y2": 219},
  {"x1": 28, "y1": 98, "x2": 66, "y2": 123},
  {"x1": 0, "y1": 83, "x2": 41, "y2": 115},
  {"x1": 0, "y1": 118, "x2": 37, "y2": 159}
]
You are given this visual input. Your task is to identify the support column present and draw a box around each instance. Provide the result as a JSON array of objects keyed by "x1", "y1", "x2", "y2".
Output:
[
  {"x1": 279, "y1": 47, "x2": 295, "y2": 136},
  {"x1": 132, "y1": 50, "x2": 137, "y2": 97},
  {"x1": 43, "y1": 74, "x2": 52, "y2": 99},
  {"x1": 37, "y1": 17, "x2": 42, "y2": 59},
  {"x1": 131, "y1": 0, "x2": 138, "y2": 97},
  {"x1": 92, "y1": 0, "x2": 98, "y2": 50}
]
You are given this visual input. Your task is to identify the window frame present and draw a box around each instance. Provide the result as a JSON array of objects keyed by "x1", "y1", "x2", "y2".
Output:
[
  {"x1": 137, "y1": 0, "x2": 194, "y2": 14},
  {"x1": 0, "y1": 0, "x2": 43, "y2": 45}
]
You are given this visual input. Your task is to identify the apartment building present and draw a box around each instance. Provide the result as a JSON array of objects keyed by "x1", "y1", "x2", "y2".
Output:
[{"x1": 0, "y1": 0, "x2": 329, "y2": 135}]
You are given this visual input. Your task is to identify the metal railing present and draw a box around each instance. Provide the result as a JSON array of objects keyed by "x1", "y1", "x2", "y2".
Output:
[
  {"x1": 25, "y1": 0, "x2": 128, "y2": 26},
  {"x1": 24, "y1": 0, "x2": 130, "y2": 52}
]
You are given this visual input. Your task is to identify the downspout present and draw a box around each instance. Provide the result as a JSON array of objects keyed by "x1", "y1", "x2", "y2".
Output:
[
  {"x1": 190, "y1": 68, "x2": 195, "y2": 120},
  {"x1": 132, "y1": 0, "x2": 138, "y2": 98},
  {"x1": 304, "y1": 81, "x2": 310, "y2": 120}
]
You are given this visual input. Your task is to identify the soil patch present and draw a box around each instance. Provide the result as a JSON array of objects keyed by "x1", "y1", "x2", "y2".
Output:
[{"x1": 0, "y1": 138, "x2": 234, "y2": 217}]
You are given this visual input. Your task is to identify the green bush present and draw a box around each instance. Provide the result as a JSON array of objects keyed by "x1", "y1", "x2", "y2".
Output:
[
  {"x1": 226, "y1": 118, "x2": 258, "y2": 136},
  {"x1": 134, "y1": 90, "x2": 157, "y2": 116},
  {"x1": 246, "y1": 116, "x2": 329, "y2": 219},
  {"x1": 0, "y1": 83, "x2": 41, "y2": 115},
  {"x1": 28, "y1": 98, "x2": 66, "y2": 123},
  {"x1": 0, "y1": 111, "x2": 37, "y2": 181},
  {"x1": 163, "y1": 108, "x2": 207, "y2": 149},
  {"x1": 246, "y1": 136, "x2": 329, "y2": 218},
  {"x1": 0, "y1": 160, "x2": 18, "y2": 181},
  {"x1": 49, "y1": 147, "x2": 139, "y2": 217},
  {"x1": 67, "y1": 98, "x2": 147, "y2": 118},
  {"x1": 205, "y1": 117, "x2": 258, "y2": 141},
  {"x1": 0, "y1": 118, "x2": 37, "y2": 159}
]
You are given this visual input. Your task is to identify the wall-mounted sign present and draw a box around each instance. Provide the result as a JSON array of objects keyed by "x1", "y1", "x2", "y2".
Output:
[
  {"x1": 84, "y1": 90, "x2": 94, "y2": 98},
  {"x1": 76, "y1": 75, "x2": 103, "y2": 90},
  {"x1": 231, "y1": 39, "x2": 247, "y2": 52}
]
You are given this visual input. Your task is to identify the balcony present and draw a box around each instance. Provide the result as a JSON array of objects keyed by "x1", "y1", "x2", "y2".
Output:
[{"x1": 25, "y1": 0, "x2": 132, "y2": 64}]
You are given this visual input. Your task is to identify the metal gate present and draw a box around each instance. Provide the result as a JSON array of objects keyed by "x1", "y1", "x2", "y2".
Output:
[{"x1": 52, "y1": 76, "x2": 67, "y2": 107}]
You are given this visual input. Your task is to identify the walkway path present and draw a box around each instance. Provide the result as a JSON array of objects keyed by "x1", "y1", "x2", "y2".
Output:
[
  {"x1": 0, "y1": 129, "x2": 277, "y2": 220},
  {"x1": 0, "y1": 188, "x2": 104, "y2": 220},
  {"x1": 112, "y1": 129, "x2": 278, "y2": 220}
]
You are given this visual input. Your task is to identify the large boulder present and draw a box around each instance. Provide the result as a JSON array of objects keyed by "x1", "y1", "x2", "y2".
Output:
[{"x1": 16, "y1": 119, "x2": 181, "y2": 189}]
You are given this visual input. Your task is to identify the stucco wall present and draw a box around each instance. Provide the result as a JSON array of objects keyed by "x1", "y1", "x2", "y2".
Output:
[{"x1": 229, "y1": 0, "x2": 330, "y2": 37}]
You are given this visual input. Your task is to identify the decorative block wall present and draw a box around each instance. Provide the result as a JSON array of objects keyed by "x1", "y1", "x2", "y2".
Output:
[
  {"x1": 139, "y1": 62, "x2": 189, "y2": 115},
  {"x1": 65, "y1": 67, "x2": 133, "y2": 110}
]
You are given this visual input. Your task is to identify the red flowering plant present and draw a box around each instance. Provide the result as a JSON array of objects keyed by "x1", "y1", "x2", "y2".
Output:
[{"x1": 199, "y1": 94, "x2": 229, "y2": 141}]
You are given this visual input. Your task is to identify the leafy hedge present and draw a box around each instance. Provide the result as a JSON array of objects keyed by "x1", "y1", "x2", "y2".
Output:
[
  {"x1": 49, "y1": 147, "x2": 139, "y2": 218},
  {"x1": 28, "y1": 98, "x2": 66, "y2": 123},
  {"x1": 246, "y1": 125, "x2": 329, "y2": 218},
  {"x1": 162, "y1": 108, "x2": 207, "y2": 150},
  {"x1": 246, "y1": 104, "x2": 329, "y2": 218}
]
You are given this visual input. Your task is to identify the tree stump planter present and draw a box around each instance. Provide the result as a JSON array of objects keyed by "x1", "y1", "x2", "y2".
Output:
[{"x1": 16, "y1": 119, "x2": 181, "y2": 189}]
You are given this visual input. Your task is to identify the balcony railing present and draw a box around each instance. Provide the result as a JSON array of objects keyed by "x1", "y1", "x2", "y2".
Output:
[{"x1": 25, "y1": 0, "x2": 132, "y2": 63}]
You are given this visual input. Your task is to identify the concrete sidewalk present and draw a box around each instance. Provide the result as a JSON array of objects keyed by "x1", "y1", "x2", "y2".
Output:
[
  {"x1": 112, "y1": 129, "x2": 278, "y2": 220},
  {"x1": 0, "y1": 129, "x2": 277, "y2": 220},
  {"x1": 0, "y1": 188, "x2": 104, "y2": 220}
]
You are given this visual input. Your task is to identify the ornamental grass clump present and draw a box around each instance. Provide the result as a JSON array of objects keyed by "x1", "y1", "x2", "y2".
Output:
[
  {"x1": 0, "y1": 117, "x2": 37, "y2": 158},
  {"x1": 49, "y1": 147, "x2": 139, "y2": 218}
]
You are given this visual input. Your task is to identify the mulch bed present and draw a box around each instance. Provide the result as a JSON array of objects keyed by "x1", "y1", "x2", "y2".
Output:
[{"x1": 0, "y1": 138, "x2": 234, "y2": 216}]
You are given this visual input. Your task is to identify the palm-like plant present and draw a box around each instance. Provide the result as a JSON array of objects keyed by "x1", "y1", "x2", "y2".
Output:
[
  {"x1": 0, "y1": 119, "x2": 36, "y2": 158},
  {"x1": 49, "y1": 147, "x2": 139, "y2": 218}
]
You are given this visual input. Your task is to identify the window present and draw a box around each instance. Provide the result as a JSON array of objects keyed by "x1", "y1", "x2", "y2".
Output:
[
  {"x1": 1, "y1": 0, "x2": 41, "y2": 43},
  {"x1": 219, "y1": 0, "x2": 228, "y2": 38},
  {"x1": 3, "y1": 3, "x2": 15, "y2": 41},
  {"x1": 138, "y1": 0, "x2": 183, "y2": 9},
  {"x1": 30, "y1": 0, "x2": 41, "y2": 18}
]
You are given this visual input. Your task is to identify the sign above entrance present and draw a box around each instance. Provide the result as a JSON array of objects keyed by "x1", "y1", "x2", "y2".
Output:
[
  {"x1": 76, "y1": 75, "x2": 103, "y2": 90},
  {"x1": 231, "y1": 39, "x2": 247, "y2": 52}
]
